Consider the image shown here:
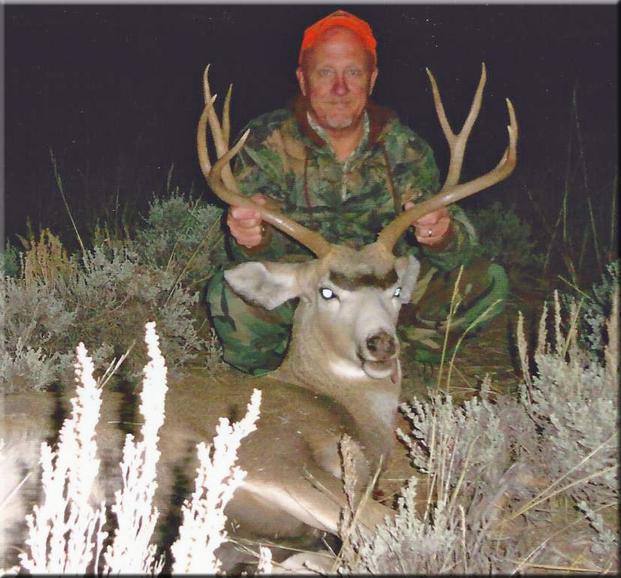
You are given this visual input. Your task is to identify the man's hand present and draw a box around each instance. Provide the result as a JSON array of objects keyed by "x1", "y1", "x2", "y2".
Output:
[
  {"x1": 227, "y1": 194, "x2": 268, "y2": 249},
  {"x1": 405, "y1": 201, "x2": 452, "y2": 247}
]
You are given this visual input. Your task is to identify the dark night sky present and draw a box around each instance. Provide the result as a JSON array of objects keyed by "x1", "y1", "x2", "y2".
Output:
[{"x1": 3, "y1": 3, "x2": 619, "y2": 247}]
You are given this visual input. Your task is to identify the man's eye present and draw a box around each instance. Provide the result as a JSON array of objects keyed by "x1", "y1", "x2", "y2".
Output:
[
  {"x1": 318, "y1": 69, "x2": 334, "y2": 78},
  {"x1": 320, "y1": 287, "x2": 336, "y2": 300},
  {"x1": 346, "y1": 68, "x2": 362, "y2": 77},
  {"x1": 393, "y1": 287, "x2": 402, "y2": 298}
]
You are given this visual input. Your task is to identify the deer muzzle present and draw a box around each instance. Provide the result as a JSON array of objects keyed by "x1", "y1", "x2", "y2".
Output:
[{"x1": 359, "y1": 330, "x2": 400, "y2": 381}]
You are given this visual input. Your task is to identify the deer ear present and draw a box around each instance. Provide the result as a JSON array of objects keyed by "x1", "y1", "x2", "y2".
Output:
[
  {"x1": 224, "y1": 261, "x2": 305, "y2": 310},
  {"x1": 394, "y1": 255, "x2": 420, "y2": 303}
]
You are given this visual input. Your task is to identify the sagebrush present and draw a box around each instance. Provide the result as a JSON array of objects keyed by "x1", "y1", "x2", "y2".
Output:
[
  {"x1": 1, "y1": 195, "x2": 227, "y2": 393},
  {"x1": 2, "y1": 323, "x2": 264, "y2": 574},
  {"x1": 338, "y1": 288, "x2": 618, "y2": 574}
]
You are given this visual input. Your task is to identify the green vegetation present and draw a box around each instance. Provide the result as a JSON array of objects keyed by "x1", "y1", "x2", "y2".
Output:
[{"x1": 469, "y1": 201, "x2": 543, "y2": 269}]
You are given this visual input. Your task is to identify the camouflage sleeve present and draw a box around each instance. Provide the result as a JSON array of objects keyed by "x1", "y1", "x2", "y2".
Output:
[
  {"x1": 388, "y1": 123, "x2": 479, "y2": 272},
  {"x1": 227, "y1": 119, "x2": 306, "y2": 263}
]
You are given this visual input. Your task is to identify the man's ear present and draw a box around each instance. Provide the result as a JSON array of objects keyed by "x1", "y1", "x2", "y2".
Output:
[
  {"x1": 369, "y1": 67, "x2": 379, "y2": 95},
  {"x1": 296, "y1": 67, "x2": 307, "y2": 96},
  {"x1": 225, "y1": 261, "x2": 305, "y2": 310},
  {"x1": 394, "y1": 255, "x2": 420, "y2": 303}
]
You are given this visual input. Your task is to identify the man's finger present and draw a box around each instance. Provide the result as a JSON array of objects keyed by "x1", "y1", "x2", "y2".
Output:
[
  {"x1": 415, "y1": 217, "x2": 451, "y2": 245},
  {"x1": 414, "y1": 211, "x2": 443, "y2": 226},
  {"x1": 412, "y1": 207, "x2": 450, "y2": 227},
  {"x1": 232, "y1": 226, "x2": 263, "y2": 247},
  {"x1": 230, "y1": 206, "x2": 260, "y2": 220},
  {"x1": 251, "y1": 194, "x2": 268, "y2": 205},
  {"x1": 234, "y1": 217, "x2": 262, "y2": 229}
]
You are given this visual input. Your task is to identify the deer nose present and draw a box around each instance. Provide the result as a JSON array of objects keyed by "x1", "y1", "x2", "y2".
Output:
[{"x1": 366, "y1": 331, "x2": 397, "y2": 361}]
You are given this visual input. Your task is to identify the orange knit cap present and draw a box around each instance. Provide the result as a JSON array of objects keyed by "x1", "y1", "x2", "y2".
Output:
[{"x1": 298, "y1": 10, "x2": 377, "y2": 66}]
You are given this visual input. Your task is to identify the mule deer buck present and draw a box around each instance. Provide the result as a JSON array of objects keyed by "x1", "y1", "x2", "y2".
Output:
[{"x1": 193, "y1": 62, "x2": 517, "y2": 565}]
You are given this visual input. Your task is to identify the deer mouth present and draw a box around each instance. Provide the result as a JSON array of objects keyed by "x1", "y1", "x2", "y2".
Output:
[{"x1": 360, "y1": 358, "x2": 400, "y2": 383}]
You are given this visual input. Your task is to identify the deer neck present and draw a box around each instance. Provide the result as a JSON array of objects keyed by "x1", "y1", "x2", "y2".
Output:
[{"x1": 273, "y1": 309, "x2": 401, "y2": 463}]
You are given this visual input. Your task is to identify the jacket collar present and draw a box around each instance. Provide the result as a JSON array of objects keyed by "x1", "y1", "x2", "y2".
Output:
[{"x1": 290, "y1": 94, "x2": 396, "y2": 149}]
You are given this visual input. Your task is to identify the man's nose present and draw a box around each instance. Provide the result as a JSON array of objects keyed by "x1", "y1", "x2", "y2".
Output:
[{"x1": 332, "y1": 74, "x2": 349, "y2": 95}]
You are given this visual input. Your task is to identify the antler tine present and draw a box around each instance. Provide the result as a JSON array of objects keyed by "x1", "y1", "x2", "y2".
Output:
[
  {"x1": 197, "y1": 93, "x2": 217, "y2": 177},
  {"x1": 202, "y1": 65, "x2": 238, "y2": 192},
  {"x1": 377, "y1": 69, "x2": 518, "y2": 253},
  {"x1": 222, "y1": 83, "x2": 233, "y2": 147},
  {"x1": 427, "y1": 63, "x2": 487, "y2": 189},
  {"x1": 197, "y1": 66, "x2": 333, "y2": 258}
]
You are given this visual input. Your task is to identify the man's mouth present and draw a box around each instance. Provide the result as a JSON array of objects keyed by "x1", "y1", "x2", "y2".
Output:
[{"x1": 327, "y1": 101, "x2": 351, "y2": 107}]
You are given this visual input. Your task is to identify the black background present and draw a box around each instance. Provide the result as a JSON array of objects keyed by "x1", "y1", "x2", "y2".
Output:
[{"x1": 3, "y1": 3, "x2": 618, "y2": 250}]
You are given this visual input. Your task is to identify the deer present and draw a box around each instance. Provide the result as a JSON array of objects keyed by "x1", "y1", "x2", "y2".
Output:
[{"x1": 190, "y1": 62, "x2": 517, "y2": 567}]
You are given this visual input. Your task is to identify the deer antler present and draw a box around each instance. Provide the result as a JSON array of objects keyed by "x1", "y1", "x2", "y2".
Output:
[
  {"x1": 377, "y1": 63, "x2": 518, "y2": 252},
  {"x1": 197, "y1": 65, "x2": 333, "y2": 258}
]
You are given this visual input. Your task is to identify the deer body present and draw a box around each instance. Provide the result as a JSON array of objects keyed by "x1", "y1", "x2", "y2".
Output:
[
  {"x1": 204, "y1": 243, "x2": 421, "y2": 541},
  {"x1": 158, "y1": 372, "x2": 376, "y2": 538},
  {"x1": 2, "y1": 243, "x2": 417, "y2": 567}
]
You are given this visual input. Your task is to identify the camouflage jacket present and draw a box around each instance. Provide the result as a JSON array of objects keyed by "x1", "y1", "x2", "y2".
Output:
[{"x1": 228, "y1": 95, "x2": 478, "y2": 271}]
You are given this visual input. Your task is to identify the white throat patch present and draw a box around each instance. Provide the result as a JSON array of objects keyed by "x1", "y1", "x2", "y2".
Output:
[
  {"x1": 364, "y1": 389, "x2": 399, "y2": 429},
  {"x1": 328, "y1": 358, "x2": 368, "y2": 380}
]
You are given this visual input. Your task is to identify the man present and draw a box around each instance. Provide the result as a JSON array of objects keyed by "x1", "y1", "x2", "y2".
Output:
[{"x1": 206, "y1": 10, "x2": 507, "y2": 374}]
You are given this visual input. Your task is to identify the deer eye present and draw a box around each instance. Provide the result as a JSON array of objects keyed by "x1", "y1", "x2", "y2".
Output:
[
  {"x1": 393, "y1": 287, "x2": 402, "y2": 298},
  {"x1": 319, "y1": 287, "x2": 336, "y2": 300}
]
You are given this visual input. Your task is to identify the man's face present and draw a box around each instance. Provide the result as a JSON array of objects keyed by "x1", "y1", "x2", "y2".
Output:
[{"x1": 296, "y1": 27, "x2": 378, "y2": 132}]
